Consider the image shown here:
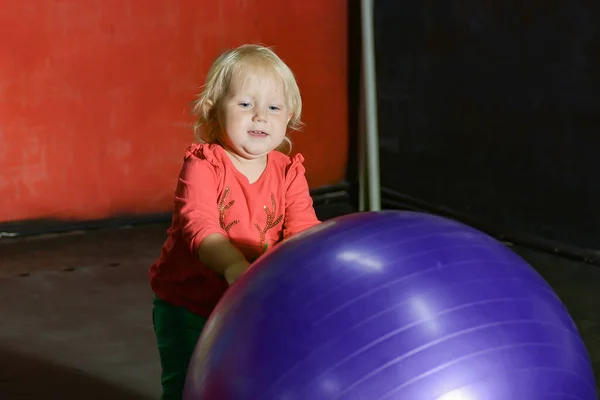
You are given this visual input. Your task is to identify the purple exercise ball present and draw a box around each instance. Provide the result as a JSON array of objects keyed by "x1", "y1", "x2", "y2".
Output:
[{"x1": 183, "y1": 211, "x2": 597, "y2": 400}]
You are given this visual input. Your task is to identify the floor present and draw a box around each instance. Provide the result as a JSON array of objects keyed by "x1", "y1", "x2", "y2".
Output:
[
  {"x1": 0, "y1": 224, "x2": 165, "y2": 400},
  {"x1": 1, "y1": 217, "x2": 599, "y2": 399}
]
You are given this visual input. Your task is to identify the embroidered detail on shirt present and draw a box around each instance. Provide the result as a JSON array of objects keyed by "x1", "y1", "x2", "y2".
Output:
[
  {"x1": 219, "y1": 186, "x2": 239, "y2": 233},
  {"x1": 254, "y1": 193, "x2": 283, "y2": 249}
]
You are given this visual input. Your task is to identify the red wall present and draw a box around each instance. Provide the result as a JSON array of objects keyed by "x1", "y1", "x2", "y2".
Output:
[{"x1": 0, "y1": 1, "x2": 348, "y2": 223}]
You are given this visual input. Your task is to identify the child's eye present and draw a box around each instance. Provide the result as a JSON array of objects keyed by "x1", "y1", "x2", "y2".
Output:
[
  {"x1": 269, "y1": 106, "x2": 281, "y2": 111},
  {"x1": 239, "y1": 102, "x2": 251, "y2": 108}
]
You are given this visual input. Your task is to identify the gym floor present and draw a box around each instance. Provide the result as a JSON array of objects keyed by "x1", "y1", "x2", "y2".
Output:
[{"x1": 1, "y1": 209, "x2": 599, "y2": 399}]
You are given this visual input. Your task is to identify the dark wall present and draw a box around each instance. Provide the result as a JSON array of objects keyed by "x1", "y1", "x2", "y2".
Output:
[{"x1": 374, "y1": 1, "x2": 600, "y2": 256}]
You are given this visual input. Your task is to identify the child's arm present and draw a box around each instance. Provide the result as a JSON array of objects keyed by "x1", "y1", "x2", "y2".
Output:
[
  {"x1": 282, "y1": 155, "x2": 321, "y2": 239},
  {"x1": 196, "y1": 234, "x2": 249, "y2": 284},
  {"x1": 174, "y1": 152, "x2": 249, "y2": 284}
]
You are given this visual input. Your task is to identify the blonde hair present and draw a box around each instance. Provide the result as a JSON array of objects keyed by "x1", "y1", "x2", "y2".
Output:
[{"x1": 192, "y1": 44, "x2": 303, "y2": 154}]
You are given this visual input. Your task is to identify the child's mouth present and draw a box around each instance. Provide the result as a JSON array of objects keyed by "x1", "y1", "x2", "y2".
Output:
[{"x1": 248, "y1": 130, "x2": 268, "y2": 137}]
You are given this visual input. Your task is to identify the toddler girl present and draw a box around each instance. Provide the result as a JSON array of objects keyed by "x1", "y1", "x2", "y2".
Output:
[{"x1": 149, "y1": 44, "x2": 321, "y2": 399}]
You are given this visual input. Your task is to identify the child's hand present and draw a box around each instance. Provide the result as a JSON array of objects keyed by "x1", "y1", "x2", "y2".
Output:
[{"x1": 224, "y1": 261, "x2": 250, "y2": 286}]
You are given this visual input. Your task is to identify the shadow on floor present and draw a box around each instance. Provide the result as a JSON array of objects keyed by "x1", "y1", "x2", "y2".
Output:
[{"x1": 0, "y1": 348, "x2": 153, "y2": 400}]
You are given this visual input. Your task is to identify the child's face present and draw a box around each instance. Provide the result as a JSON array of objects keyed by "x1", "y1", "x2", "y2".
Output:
[{"x1": 220, "y1": 69, "x2": 291, "y2": 160}]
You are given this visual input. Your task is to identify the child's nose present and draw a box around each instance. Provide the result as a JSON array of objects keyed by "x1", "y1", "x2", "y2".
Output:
[{"x1": 252, "y1": 108, "x2": 267, "y2": 122}]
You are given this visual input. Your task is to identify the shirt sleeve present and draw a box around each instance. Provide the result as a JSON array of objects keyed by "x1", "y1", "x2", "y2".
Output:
[
  {"x1": 174, "y1": 146, "x2": 228, "y2": 254},
  {"x1": 283, "y1": 154, "x2": 321, "y2": 239}
]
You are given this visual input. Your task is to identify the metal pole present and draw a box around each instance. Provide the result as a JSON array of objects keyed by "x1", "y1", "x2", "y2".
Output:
[
  {"x1": 360, "y1": 0, "x2": 381, "y2": 211},
  {"x1": 358, "y1": 66, "x2": 366, "y2": 212}
]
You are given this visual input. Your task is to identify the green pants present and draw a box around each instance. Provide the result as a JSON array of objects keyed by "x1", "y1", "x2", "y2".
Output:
[{"x1": 152, "y1": 296, "x2": 207, "y2": 400}]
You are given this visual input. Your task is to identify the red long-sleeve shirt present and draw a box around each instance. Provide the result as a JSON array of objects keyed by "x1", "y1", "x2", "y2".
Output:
[{"x1": 149, "y1": 143, "x2": 321, "y2": 318}]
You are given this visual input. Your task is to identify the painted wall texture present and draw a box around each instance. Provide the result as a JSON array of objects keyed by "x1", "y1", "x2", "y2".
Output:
[{"x1": 0, "y1": 1, "x2": 348, "y2": 223}]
